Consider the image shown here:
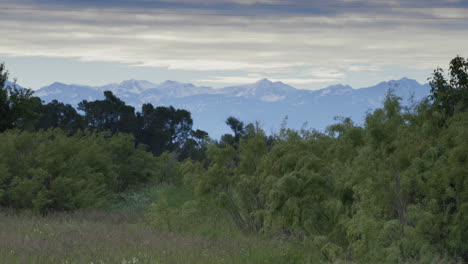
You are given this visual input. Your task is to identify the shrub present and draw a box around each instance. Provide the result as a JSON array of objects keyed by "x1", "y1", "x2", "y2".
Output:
[{"x1": 0, "y1": 129, "x2": 159, "y2": 213}]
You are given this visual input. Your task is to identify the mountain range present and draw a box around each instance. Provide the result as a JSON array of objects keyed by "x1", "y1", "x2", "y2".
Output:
[{"x1": 27, "y1": 78, "x2": 431, "y2": 138}]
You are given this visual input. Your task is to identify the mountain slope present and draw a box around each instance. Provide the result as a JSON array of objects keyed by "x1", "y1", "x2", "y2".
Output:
[
  {"x1": 221, "y1": 79, "x2": 299, "y2": 102},
  {"x1": 33, "y1": 78, "x2": 431, "y2": 138},
  {"x1": 35, "y1": 82, "x2": 104, "y2": 106}
]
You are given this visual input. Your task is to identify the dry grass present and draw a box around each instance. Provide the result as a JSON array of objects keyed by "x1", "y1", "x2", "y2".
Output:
[{"x1": 0, "y1": 210, "x2": 300, "y2": 264}]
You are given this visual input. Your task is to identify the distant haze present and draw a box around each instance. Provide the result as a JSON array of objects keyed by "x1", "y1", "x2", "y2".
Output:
[{"x1": 33, "y1": 77, "x2": 431, "y2": 138}]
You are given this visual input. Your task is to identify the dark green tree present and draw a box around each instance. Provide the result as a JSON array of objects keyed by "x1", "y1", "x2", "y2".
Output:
[
  {"x1": 178, "y1": 129, "x2": 209, "y2": 161},
  {"x1": 78, "y1": 91, "x2": 137, "y2": 134},
  {"x1": 0, "y1": 62, "x2": 9, "y2": 130},
  {"x1": 219, "y1": 116, "x2": 245, "y2": 147},
  {"x1": 0, "y1": 62, "x2": 41, "y2": 132},
  {"x1": 139, "y1": 103, "x2": 194, "y2": 156},
  {"x1": 226, "y1": 116, "x2": 244, "y2": 141},
  {"x1": 429, "y1": 55, "x2": 468, "y2": 117},
  {"x1": 35, "y1": 100, "x2": 84, "y2": 133}
]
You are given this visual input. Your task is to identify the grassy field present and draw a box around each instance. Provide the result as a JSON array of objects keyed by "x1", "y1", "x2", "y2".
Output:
[
  {"x1": 0, "y1": 185, "x2": 457, "y2": 264},
  {"x1": 0, "y1": 185, "x2": 312, "y2": 264},
  {"x1": 0, "y1": 210, "x2": 310, "y2": 264}
]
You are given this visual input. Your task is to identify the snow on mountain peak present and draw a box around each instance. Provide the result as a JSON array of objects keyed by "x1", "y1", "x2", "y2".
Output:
[
  {"x1": 97, "y1": 79, "x2": 156, "y2": 95},
  {"x1": 254, "y1": 78, "x2": 290, "y2": 89},
  {"x1": 221, "y1": 79, "x2": 296, "y2": 101},
  {"x1": 320, "y1": 84, "x2": 353, "y2": 96},
  {"x1": 147, "y1": 80, "x2": 214, "y2": 98},
  {"x1": 367, "y1": 78, "x2": 425, "y2": 94},
  {"x1": 394, "y1": 77, "x2": 421, "y2": 87},
  {"x1": 119, "y1": 79, "x2": 155, "y2": 90},
  {"x1": 160, "y1": 80, "x2": 178, "y2": 86},
  {"x1": 49, "y1": 82, "x2": 67, "y2": 87},
  {"x1": 255, "y1": 78, "x2": 273, "y2": 85},
  {"x1": 29, "y1": 76, "x2": 431, "y2": 139},
  {"x1": 159, "y1": 80, "x2": 195, "y2": 88}
]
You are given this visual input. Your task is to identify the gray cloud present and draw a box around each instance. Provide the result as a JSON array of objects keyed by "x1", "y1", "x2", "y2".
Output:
[{"x1": 0, "y1": 0, "x2": 467, "y2": 87}]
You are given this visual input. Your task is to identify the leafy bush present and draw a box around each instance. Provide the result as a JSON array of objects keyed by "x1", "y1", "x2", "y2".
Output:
[
  {"x1": 180, "y1": 93, "x2": 468, "y2": 262},
  {"x1": 0, "y1": 129, "x2": 159, "y2": 213}
]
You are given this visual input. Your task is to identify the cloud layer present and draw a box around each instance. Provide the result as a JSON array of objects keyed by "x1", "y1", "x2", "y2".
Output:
[{"x1": 0, "y1": 0, "x2": 467, "y2": 87}]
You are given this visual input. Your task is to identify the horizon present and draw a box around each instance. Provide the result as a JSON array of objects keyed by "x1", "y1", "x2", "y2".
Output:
[
  {"x1": 1, "y1": 0, "x2": 466, "y2": 90},
  {"x1": 11, "y1": 76, "x2": 427, "y2": 92}
]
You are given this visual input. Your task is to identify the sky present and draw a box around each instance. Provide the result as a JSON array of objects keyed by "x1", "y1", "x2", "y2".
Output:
[{"x1": 0, "y1": 0, "x2": 467, "y2": 90}]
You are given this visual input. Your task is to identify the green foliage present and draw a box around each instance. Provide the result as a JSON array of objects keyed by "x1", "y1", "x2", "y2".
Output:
[
  {"x1": 0, "y1": 209, "x2": 316, "y2": 264},
  {"x1": 0, "y1": 61, "x2": 209, "y2": 161},
  {"x1": 35, "y1": 100, "x2": 84, "y2": 133},
  {"x1": 1, "y1": 57, "x2": 467, "y2": 263},
  {"x1": 138, "y1": 103, "x2": 195, "y2": 156},
  {"x1": 75, "y1": 93, "x2": 208, "y2": 159},
  {"x1": 147, "y1": 185, "x2": 238, "y2": 239},
  {"x1": 0, "y1": 129, "x2": 159, "y2": 213},
  {"x1": 429, "y1": 55, "x2": 468, "y2": 117},
  {"x1": 78, "y1": 91, "x2": 137, "y2": 135},
  {"x1": 179, "y1": 57, "x2": 468, "y2": 262},
  {"x1": 0, "y1": 62, "x2": 41, "y2": 132}
]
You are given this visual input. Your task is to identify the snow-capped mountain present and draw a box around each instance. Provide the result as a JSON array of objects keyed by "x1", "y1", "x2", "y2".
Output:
[
  {"x1": 319, "y1": 84, "x2": 353, "y2": 96},
  {"x1": 153, "y1": 80, "x2": 215, "y2": 98},
  {"x1": 35, "y1": 82, "x2": 103, "y2": 106},
  {"x1": 221, "y1": 79, "x2": 298, "y2": 102},
  {"x1": 100, "y1": 79, "x2": 155, "y2": 94},
  {"x1": 32, "y1": 77, "x2": 431, "y2": 138}
]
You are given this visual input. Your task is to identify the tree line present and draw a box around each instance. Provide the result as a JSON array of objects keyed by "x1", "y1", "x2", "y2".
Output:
[
  {"x1": 0, "y1": 70, "x2": 208, "y2": 160},
  {"x1": 0, "y1": 63, "x2": 210, "y2": 213}
]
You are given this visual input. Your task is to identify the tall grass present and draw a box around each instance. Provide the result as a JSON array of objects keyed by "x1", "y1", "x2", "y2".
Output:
[
  {"x1": 0, "y1": 185, "x2": 455, "y2": 264},
  {"x1": 0, "y1": 210, "x2": 306, "y2": 264},
  {"x1": 0, "y1": 185, "x2": 308, "y2": 264}
]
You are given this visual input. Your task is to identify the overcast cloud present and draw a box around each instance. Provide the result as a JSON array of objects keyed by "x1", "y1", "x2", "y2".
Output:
[{"x1": 0, "y1": 0, "x2": 466, "y2": 89}]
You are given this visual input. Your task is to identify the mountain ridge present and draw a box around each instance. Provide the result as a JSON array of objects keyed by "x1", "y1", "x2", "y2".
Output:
[
  {"x1": 20, "y1": 78, "x2": 432, "y2": 138},
  {"x1": 34, "y1": 77, "x2": 428, "y2": 95}
]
